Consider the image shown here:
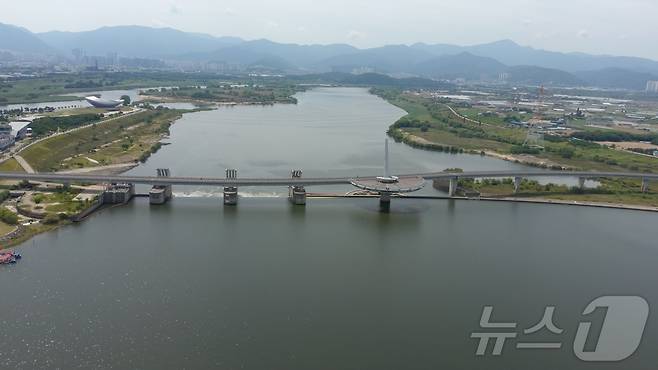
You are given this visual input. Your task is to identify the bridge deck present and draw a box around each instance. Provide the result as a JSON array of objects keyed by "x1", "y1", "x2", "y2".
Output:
[{"x1": 0, "y1": 170, "x2": 655, "y2": 187}]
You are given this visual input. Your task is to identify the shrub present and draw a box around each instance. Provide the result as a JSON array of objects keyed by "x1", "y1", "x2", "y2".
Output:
[
  {"x1": 33, "y1": 194, "x2": 44, "y2": 204},
  {"x1": 43, "y1": 213, "x2": 60, "y2": 224},
  {"x1": 0, "y1": 208, "x2": 18, "y2": 225}
]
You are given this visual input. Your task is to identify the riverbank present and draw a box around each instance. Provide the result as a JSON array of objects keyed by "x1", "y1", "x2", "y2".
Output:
[
  {"x1": 16, "y1": 109, "x2": 186, "y2": 172},
  {"x1": 139, "y1": 83, "x2": 302, "y2": 106},
  {"x1": 374, "y1": 88, "x2": 657, "y2": 174}
]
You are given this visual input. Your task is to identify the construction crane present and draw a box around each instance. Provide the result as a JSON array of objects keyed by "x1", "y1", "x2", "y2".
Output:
[{"x1": 524, "y1": 85, "x2": 545, "y2": 148}]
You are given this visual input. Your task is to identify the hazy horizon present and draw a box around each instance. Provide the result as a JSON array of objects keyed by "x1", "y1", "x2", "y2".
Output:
[{"x1": 3, "y1": 0, "x2": 658, "y2": 60}]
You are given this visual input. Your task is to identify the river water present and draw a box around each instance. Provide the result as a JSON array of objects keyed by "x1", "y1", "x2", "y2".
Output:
[{"x1": 1, "y1": 88, "x2": 657, "y2": 369}]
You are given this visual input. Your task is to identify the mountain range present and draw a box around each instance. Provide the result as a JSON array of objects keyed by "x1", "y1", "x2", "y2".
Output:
[{"x1": 1, "y1": 22, "x2": 658, "y2": 89}]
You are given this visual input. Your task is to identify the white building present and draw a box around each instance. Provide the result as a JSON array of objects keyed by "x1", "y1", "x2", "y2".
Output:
[{"x1": 9, "y1": 121, "x2": 32, "y2": 140}]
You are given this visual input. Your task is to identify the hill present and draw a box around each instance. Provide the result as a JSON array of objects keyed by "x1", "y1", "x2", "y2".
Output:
[
  {"x1": 575, "y1": 68, "x2": 658, "y2": 90},
  {"x1": 37, "y1": 26, "x2": 242, "y2": 58},
  {"x1": 415, "y1": 52, "x2": 506, "y2": 80},
  {"x1": 0, "y1": 22, "x2": 53, "y2": 54},
  {"x1": 411, "y1": 40, "x2": 658, "y2": 75}
]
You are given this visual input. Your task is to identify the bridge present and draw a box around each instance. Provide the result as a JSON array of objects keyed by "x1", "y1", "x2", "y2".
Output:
[
  {"x1": 1, "y1": 170, "x2": 656, "y2": 187},
  {"x1": 1, "y1": 169, "x2": 654, "y2": 210}
]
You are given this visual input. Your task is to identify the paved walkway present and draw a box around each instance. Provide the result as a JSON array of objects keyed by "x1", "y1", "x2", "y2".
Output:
[{"x1": 13, "y1": 155, "x2": 35, "y2": 174}]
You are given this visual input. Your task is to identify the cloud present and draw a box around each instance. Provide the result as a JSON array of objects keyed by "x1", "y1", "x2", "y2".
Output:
[
  {"x1": 266, "y1": 20, "x2": 279, "y2": 28},
  {"x1": 577, "y1": 29, "x2": 590, "y2": 38},
  {"x1": 347, "y1": 30, "x2": 366, "y2": 41}
]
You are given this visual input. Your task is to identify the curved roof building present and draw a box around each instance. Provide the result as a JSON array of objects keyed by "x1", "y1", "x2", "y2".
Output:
[{"x1": 85, "y1": 96, "x2": 124, "y2": 109}]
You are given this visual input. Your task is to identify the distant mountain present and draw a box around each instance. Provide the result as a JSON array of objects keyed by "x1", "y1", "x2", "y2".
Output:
[
  {"x1": 37, "y1": 26, "x2": 242, "y2": 58},
  {"x1": 186, "y1": 39, "x2": 357, "y2": 70},
  {"x1": 575, "y1": 68, "x2": 658, "y2": 90},
  {"x1": 415, "y1": 52, "x2": 506, "y2": 80},
  {"x1": 289, "y1": 72, "x2": 453, "y2": 89},
  {"x1": 3, "y1": 21, "x2": 658, "y2": 90},
  {"x1": 411, "y1": 40, "x2": 658, "y2": 75},
  {"x1": 0, "y1": 22, "x2": 53, "y2": 54},
  {"x1": 316, "y1": 45, "x2": 436, "y2": 73},
  {"x1": 231, "y1": 39, "x2": 357, "y2": 68},
  {"x1": 506, "y1": 65, "x2": 582, "y2": 86}
]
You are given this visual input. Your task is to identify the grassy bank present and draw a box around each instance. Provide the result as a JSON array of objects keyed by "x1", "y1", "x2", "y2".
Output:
[
  {"x1": 453, "y1": 177, "x2": 658, "y2": 207},
  {"x1": 374, "y1": 88, "x2": 658, "y2": 173},
  {"x1": 141, "y1": 84, "x2": 302, "y2": 104},
  {"x1": 20, "y1": 108, "x2": 185, "y2": 172},
  {"x1": 0, "y1": 158, "x2": 26, "y2": 172}
]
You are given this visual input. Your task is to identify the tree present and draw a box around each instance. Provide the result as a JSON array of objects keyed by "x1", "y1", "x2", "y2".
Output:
[{"x1": 120, "y1": 95, "x2": 131, "y2": 106}]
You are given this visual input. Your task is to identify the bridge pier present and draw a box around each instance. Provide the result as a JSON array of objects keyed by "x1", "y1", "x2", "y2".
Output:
[
  {"x1": 224, "y1": 169, "x2": 238, "y2": 205},
  {"x1": 379, "y1": 192, "x2": 392, "y2": 212},
  {"x1": 642, "y1": 178, "x2": 650, "y2": 193},
  {"x1": 448, "y1": 177, "x2": 458, "y2": 197},
  {"x1": 150, "y1": 168, "x2": 173, "y2": 205},
  {"x1": 514, "y1": 177, "x2": 522, "y2": 194},
  {"x1": 289, "y1": 170, "x2": 306, "y2": 206}
]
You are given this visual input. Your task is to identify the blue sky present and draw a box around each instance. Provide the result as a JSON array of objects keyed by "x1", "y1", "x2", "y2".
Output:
[{"x1": 3, "y1": 0, "x2": 657, "y2": 59}]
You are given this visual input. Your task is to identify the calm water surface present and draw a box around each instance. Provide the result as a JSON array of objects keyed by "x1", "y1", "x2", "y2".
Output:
[{"x1": 1, "y1": 88, "x2": 656, "y2": 370}]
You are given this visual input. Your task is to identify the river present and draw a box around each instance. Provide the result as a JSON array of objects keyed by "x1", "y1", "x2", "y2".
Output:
[{"x1": 1, "y1": 88, "x2": 656, "y2": 369}]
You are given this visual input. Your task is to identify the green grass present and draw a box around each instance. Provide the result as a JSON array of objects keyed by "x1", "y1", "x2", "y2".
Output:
[
  {"x1": 0, "y1": 221, "x2": 16, "y2": 236},
  {"x1": 0, "y1": 72, "x2": 301, "y2": 105},
  {"x1": 374, "y1": 88, "x2": 658, "y2": 173},
  {"x1": 0, "y1": 158, "x2": 26, "y2": 172},
  {"x1": 464, "y1": 178, "x2": 658, "y2": 207},
  {"x1": 20, "y1": 109, "x2": 183, "y2": 172}
]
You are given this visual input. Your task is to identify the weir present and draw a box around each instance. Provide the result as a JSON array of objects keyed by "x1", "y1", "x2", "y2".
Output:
[
  {"x1": 150, "y1": 168, "x2": 173, "y2": 205},
  {"x1": 289, "y1": 170, "x2": 306, "y2": 205},
  {"x1": 224, "y1": 169, "x2": 238, "y2": 205}
]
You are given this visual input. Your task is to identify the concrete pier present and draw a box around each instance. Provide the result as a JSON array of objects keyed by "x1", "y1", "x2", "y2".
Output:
[
  {"x1": 448, "y1": 177, "x2": 458, "y2": 197},
  {"x1": 224, "y1": 169, "x2": 238, "y2": 205},
  {"x1": 224, "y1": 187, "x2": 238, "y2": 205},
  {"x1": 150, "y1": 168, "x2": 173, "y2": 205},
  {"x1": 379, "y1": 192, "x2": 391, "y2": 212},
  {"x1": 642, "y1": 178, "x2": 650, "y2": 193},
  {"x1": 289, "y1": 170, "x2": 306, "y2": 206},
  {"x1": 514, "y1": 177, "x2": 522, "y2": 194},
  {"x1": 290, "y1": 187, "x2": 307, "y2": 205}
]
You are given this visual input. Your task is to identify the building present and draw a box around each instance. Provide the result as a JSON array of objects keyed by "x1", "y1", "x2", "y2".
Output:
[
  {"x1": 9, "y1": 121, "x2": 32, "y2": 140},
  {"x1": 647, "y1": 81, "x2": 658, "y2": 93},
  {"x1": 0, "y1": 124, "x2": 14, "y2": 150},
  {"x1": 102, "y1": 183, "x2": 135, "y2": 204},
  {"x1": 85, "y1": 96, "x2": 124, "y2": 109}
]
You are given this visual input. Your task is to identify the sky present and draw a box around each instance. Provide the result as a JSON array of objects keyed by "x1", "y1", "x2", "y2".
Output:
[{"x1": 3, "y1": 0, "x2": 658, "y2": 60}]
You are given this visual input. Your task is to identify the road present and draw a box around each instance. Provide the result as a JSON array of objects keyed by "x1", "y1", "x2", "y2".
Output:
[{"x1": 445, "y1": 104, "x2": 491, "y2": 126}]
